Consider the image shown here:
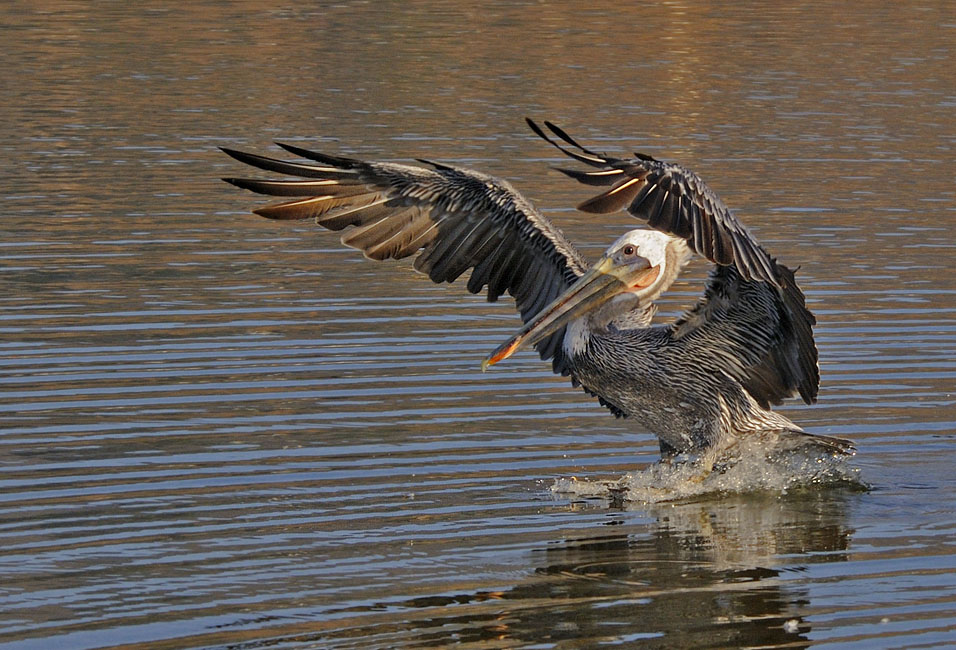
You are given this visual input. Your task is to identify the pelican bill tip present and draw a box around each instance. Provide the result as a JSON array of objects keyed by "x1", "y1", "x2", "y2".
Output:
[{"x1": 481, "y1": 338, "x2": 523, "y2": 372}]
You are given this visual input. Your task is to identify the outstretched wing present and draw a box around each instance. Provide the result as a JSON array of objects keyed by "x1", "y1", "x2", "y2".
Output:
[
  {"x1": 527, "y1": 118, "x2": 778, "y2": 286},
  {"x1": 528, "y1": 119, "x2": 818, "y2": 405},
  {"x1": 221, "y1": 143, "x2": 589, "y2": 373}
]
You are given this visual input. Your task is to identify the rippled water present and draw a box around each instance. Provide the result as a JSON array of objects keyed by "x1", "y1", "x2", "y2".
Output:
[{"x1": 2, "y1": 2, "x2": 955, "y2": 648}]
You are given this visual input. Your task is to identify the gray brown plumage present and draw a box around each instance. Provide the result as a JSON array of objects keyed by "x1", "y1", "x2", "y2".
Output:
[
  {"x1": 222, "y1": 142, "x2": 587, "y2": 374},
  {"x1": 222, "y1": 119, "x2": 853, "y2": 464}
]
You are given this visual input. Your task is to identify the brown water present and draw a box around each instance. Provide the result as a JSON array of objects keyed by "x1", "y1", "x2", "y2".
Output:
[{"x1": 2, "y1": 2, "x2": 955, "y2": 648}]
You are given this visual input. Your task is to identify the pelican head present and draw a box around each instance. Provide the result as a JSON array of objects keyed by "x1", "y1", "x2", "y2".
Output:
[{"x1": 483, "y1": 229, "x2": 685, "y2": 369}]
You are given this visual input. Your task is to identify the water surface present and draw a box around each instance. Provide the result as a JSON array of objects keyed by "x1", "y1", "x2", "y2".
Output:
[{"x1": 1, "y1": 2, "x2": 955, "y2": 648}]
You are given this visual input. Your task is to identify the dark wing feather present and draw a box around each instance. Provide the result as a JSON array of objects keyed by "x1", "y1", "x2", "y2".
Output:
[
  {"x1": 526, "y1": 119, "x2": 819, "y2": 406},
  {"x1": 527, "y1": 118, "x2": 778, "y2": 285},
  {"x1": 221, "y1": 144, "x2": 590, "y2": 374},
  {"x1": 672, "y1": 260, "x2": 819, "y2": 407}
]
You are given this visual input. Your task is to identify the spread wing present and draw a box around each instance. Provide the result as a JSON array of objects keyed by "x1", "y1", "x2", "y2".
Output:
[
  {"x1": 526, "y1": 118, "x2": 778, "y2": 285},
  {"x1": 528, "y1": 119, "x2": 819, "y2": 406},
  {"x1": 221, "y1": 143, "x2": 590, "y2": 373}
]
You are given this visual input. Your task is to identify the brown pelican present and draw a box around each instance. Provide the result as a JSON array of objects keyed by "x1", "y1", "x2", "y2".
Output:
[{"x1": 221, "y1": 119, "x2": 854, "y2": 468}]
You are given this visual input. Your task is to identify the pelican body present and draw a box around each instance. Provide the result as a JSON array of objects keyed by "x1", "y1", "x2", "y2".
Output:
[{"x1": 222, "y1": 119, "x2": 853, "y2": 465}]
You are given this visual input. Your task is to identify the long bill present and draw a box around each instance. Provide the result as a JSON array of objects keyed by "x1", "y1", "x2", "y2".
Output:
[{"x1": 481, "y1": 257, "x2": 660, "y2": 371}]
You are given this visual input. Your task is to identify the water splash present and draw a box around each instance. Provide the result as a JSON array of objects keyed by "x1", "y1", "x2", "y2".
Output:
[{"x1": 552, "y1": 440, "x2": 867, "y2": 504}]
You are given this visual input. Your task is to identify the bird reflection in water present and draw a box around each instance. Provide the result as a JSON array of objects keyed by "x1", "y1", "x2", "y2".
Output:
[
  {"x1": 257, "y1": 491, "x2": 855, "y2": 648},
  {"x1": 513, "y1": 491, "x2": 854, "y2": 649}
]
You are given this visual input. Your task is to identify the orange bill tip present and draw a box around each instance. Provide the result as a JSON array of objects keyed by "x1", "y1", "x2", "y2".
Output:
[{"x1": 481, "y1": 337, "x2": 523, "y2": 372}]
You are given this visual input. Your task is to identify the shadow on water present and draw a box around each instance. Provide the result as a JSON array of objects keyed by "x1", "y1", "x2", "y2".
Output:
[{"x1": 216, "y1": 490, "x2": 856, "y2": 649}]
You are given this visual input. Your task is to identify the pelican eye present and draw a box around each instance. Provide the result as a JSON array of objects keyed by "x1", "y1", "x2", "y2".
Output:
[{"x1": 622, "y1": 244, "x2": 636, "y2": 257}]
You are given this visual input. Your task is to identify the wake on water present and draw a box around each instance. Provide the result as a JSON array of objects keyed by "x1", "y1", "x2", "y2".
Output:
[{"x1": 552, "y1": 439, "x2": 867, "y2": 504}]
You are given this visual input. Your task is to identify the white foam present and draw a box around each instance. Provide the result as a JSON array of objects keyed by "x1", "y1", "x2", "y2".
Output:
[{"x1": 551, "y1": 440, "x2": 866, "y2": 504}]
